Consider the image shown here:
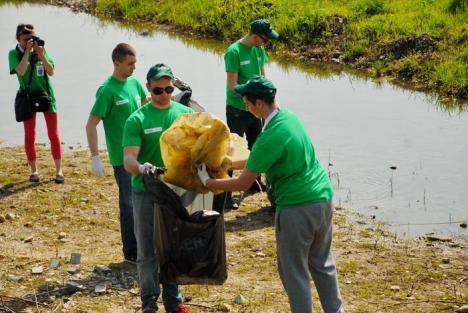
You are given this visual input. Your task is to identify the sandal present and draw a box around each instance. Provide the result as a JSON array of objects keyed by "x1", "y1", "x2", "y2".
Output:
[
  {"x1": 54, "y1": 175, "x2": 65, "y2": 184},
  {"x1": 29, "y1": 173, "x2": 40, "y2": 183}
]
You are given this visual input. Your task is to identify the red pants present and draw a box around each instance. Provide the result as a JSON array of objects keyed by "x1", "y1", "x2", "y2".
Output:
[{"x1": 23, "y1": 112, "x2": 62, "y2": 161}]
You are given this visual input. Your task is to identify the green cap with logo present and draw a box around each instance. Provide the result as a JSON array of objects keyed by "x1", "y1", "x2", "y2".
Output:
[
  {"x1": 250, "y1": 19, "x2": 279, "y2": 40},
  {"x1": 235, "y1": 75, "x2": 277, "y2": 98},
  {"x1": 146, "y1": 63, "x2": 174, "y2": 81}
]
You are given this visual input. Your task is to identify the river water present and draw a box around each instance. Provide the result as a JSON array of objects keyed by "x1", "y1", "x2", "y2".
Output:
[{"x1": 0, "y1": 3, "x2": 467, "y2": 239}]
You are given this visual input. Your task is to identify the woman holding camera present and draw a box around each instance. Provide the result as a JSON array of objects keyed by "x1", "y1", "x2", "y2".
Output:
[{"x1": 8, "y1": 24, "x2": 64, "y2": 183}]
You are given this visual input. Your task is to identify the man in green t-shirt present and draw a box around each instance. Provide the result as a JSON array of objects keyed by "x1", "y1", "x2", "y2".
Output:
[
  {"x1": 123, "y1": 64, "x2": 192, "y2": 313},
  {"x1": 223, "y1": 19, "x2": 279, "y2": 208},
  {"x1": 86, "y1": 43, "x2": 148, "y2": 264},
  {"x1": 198, "y1": 76, "x2": 343, "y2": 313}
]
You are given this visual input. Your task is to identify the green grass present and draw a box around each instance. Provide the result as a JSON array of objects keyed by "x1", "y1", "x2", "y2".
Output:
[{"x1": 91, "y1": 0, "x2": 467, "y2": 100}]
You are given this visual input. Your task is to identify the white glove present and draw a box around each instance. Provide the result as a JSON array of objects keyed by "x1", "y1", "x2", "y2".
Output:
[
  {"x1": 91, "y1": 155, "x2": 105, "y2": 177},
  {"x1": 138, "y1": 162, "x2": 155, "y2": 174},
  {"x1": 197, "y1": 163, "x2": 211, "y2": 186}
]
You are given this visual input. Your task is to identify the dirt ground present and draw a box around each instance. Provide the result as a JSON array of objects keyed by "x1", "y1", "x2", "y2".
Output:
[{"x1": 0, "y1": 146, "x2": 467, "y2": 313}]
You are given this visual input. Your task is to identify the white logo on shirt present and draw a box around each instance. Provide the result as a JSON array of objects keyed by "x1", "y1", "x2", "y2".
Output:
[
  {"x1": 144, "y1": 127, "x2": 162, "y2": 134},
  {"x1": 115, "y1": 98, "x2": 129, "y2": 106},
  {"x1": 240, "y1": 60, "x2": 251, "y2": 65},
  {"x1": 135, "y1": 95, "x2": 141, "y2": 107}
]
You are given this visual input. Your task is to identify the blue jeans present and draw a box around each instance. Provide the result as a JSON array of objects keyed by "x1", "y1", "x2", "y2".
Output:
[
  {"x1": 226, "y1": 105, "x2": 262, "y2": 150},
  {"x1": 132, "y1": 188, "x2": 182, "y2": 313},
  {"x1": 113, "y1": 166, "x2": 137, "y2": 258},
  {"x1": 275, "y1": 201, "x2": 343, "y2": 313}
]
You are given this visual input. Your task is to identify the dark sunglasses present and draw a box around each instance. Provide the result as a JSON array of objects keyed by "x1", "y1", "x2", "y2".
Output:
[{"x1": 152, "y1": 86, "x2": 175, "y2": 95}]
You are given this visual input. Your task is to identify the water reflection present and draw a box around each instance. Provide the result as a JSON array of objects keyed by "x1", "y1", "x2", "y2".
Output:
[{"x1": 0, "y1": 3, "x2": 467, "y2": 239}]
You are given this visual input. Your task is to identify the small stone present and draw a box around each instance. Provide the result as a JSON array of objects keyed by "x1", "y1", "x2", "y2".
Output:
[
  {"x1": 32, "y1": 266, "x2": 43, "y2": 274},
  {"x1": 65, "y1": 281, "x2": 84, "y2": 293},
  {"x1": 24, "y1": 222, "x2": 33, "y2": 227},
  {"x1": 234, "y1": 294, "x2": 245, "y2": 305},
  {"x1": 67, "y1": 267, "x2": 80, "y2": 275},
  {"x1": 457, "y1": 305, "x2": 468, "y2": 313},
  {"x1": 93, "y1": 265, "x2": 112, "y2": 275},
  {"x1": 58, "y1": 232, "x2": 67, "y2": 240},
  {"x1": 460, "y1": 222, "x2": 467, "y2": 229},
  {"x1": 442, "y1": 258, "x2": 450, "y2": 264},
  {"x1": 390, "y1": 285, "x2": 401, "y2": 291},
  {"x1": 8, "y1": 275, "x2": 22, "y2": 282},
  {"x1": 70, "y1": 253, "x2": 81, "y2": 264},
  {"x1": 94, "y1": 283, "x2": 107, "y2": 294},
  {"x1": 6, "y1": 213, "x2": 15, "y2": 220},
  {"x1": 80, "y1": 198, "x2": 89, "y2": 203},
  {"x1": 256, "y1": 252, "x2": 266, "y2": 257},
  {"x1": 50, "y1": 259, "x2": 60, "y2": 269},
  {"x1": 345, "y1": 280, "x2": 352, "y2": 284},
  {"x1": 23, "y1": 236, "x2": 34, "y2": 243},
  {"x1": 0, "y1": 215, "x2": 5, "y2": 223}
]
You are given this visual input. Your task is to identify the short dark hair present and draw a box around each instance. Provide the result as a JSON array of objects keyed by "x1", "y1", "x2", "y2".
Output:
[
  {"x1": 16, "y1": 23, "x2": 34, "y2": 40},
  {"x1": 111, "y1": 43, "x2": 136, "y2": 62},
  {"x1": 245, "y1": 92, "x2": 275, "y2": 106}
]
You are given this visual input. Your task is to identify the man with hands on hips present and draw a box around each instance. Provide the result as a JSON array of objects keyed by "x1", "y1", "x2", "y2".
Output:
[
  {"x1": 122, "y1": 63, "x2": 192, "y2": 313},
  {"x1": 197, "y1": 75, "x2": 343, "y2": 313},
  {"x1": 86, "y1": 43, "x2": 148, "y2": 263}
]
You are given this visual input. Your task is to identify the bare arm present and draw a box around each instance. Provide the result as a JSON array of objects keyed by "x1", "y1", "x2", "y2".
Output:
[
  {"x1": 206, "y1": 168, "x2": 258, "y2": 192},
  {"x1": 226, "y1": 71, "x2": 238, "y2": 92},
  {"x1": 15, "y1": 40, "x2": 34, "y2": 77},
  {"x1": 124, "y1": 146, "x2": 142, "y2": 175},
  {"x1": 261, "y1": 67, "x2": 266, "y2": 76},
  {"x1": 232, "y1": 159, "x2": 246, "y2": 170},
  {"x1": 85, "y1": 115, "x2": 102, "y2": 157}
]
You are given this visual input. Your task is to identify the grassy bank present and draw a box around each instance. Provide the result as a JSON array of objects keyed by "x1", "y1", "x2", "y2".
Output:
[
  {"x1": 90, "y1": 0, "x2": 468, "y2": 101},
  {"x1": 1, "y1": 147, "x2": 467, "y2": 312}
]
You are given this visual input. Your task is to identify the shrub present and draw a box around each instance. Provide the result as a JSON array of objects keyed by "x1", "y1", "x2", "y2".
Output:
[
  {"x1": 448, "y1": 0, "x2": 467, "y2": 14},
  {"x1": 352, "y1": 0, "x2": 385, "y2": 17}
]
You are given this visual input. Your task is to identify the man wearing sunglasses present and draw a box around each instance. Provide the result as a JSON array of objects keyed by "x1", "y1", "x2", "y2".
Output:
[
  {"x1": 122, "y1": 64, "x2": 192, "y2": 313},
  {"x1": 223, "y1": 19, "x2": 279, "y2": 209},
  {"x1": 86, "y1": 43, "x2": 148, "y2": 265}
]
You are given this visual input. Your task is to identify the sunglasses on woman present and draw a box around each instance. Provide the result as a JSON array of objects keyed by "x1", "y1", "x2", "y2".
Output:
[{"x1": 152, "y1": 86, "x2": 175, "y2": 95}]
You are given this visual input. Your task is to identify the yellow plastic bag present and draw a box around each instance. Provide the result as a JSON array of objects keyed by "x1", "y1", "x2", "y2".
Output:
[{"x1": 160, "y1": 112, "x2": 248, "y2": 194}]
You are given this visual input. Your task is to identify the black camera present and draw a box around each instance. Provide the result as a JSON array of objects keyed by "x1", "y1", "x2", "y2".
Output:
[{"x1": 31, "y1": 35, "x2": 45, "y2": 47}]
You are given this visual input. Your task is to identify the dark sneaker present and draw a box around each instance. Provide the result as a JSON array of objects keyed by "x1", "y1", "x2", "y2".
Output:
[
  {"x1": 171, "y1": 303, "x2": 190, "y2": 313},
  {"x1": 54, "y1": 175, "x2": 65, "y2": 184},
  {"x1": 29, "y1": 173, "x2": 40, "y2": 183}
]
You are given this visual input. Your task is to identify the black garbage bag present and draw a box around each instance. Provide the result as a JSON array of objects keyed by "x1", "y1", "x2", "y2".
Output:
[{"x1": 143, "y1": 169, "x2": 227, "y2": 285}]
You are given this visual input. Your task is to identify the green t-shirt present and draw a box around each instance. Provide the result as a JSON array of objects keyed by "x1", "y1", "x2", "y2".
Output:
[
  {"x1": 9, "y1": 46, "x2": 57, "y2": 112},
  {"x1": 122, "y1": 100, "x2": 193, "y2": 191},
  {"x1": 90, "y1": 76, "x2": 148, "y2": 166},
  {"x1": 246, "y1": 109, "x2": 333, "y2": 211},
  {"x1": 224, "y1": 40, "x2": 268, "y2": 110}
]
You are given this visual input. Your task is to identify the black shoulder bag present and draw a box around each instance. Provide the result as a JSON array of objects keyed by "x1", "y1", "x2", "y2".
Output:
[
  {"x1": 14, "y1": 56, "x2": 53, "y2": 122},
  {"x1": 14, "y1": 63, "x2": 34, "y2": 122}
]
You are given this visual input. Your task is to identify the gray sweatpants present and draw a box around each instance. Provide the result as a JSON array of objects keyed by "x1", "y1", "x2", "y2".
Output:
[{"x1": 275, "y1": 201, "x2": 343, "y2": 313}]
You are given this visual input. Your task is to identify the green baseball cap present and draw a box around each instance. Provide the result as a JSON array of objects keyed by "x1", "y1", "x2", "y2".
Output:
[
  {"x1": 146, "y1": 63, "x2": 174, "y2": 81},
  {"x1": 235, "y1": 75, "x2": 277, "y2": 98},
  {"x1": 250, "y1": 19, "x2": 279, "y2": 40}
]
